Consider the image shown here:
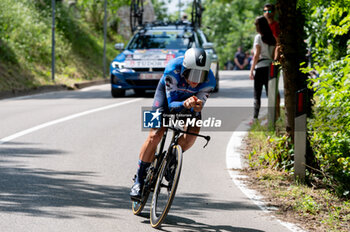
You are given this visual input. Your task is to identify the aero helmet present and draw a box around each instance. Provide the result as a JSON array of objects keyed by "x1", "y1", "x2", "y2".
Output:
[{"x1": 182, "y1": 48, "x2": 211, "y2": 83}]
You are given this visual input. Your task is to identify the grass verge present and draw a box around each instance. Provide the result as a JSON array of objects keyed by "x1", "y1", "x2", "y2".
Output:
[
  {"x1": 0, "y1": 0, "x2": 125, "y2": 93},
  {"x1": 243, "y1": 112, "x2": 350, "y2": 232}
]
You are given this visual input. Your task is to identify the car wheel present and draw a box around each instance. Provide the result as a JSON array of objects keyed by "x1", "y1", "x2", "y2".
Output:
[{"x1": 111, "y1": 88, "x2": 125, "y2": 98}]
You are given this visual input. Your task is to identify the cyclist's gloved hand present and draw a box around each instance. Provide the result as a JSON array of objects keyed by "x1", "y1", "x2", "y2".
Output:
[
  {"x1": 193, "y1": 99, "x2": 203, "y2": 112},
  {"x1": 183, "y1": 96, "x2": 198, "y2": 109}
]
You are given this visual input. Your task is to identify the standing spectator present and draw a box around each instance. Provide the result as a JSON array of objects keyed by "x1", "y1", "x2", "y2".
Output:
[
  {"x1": 264, "y1": 3, "x2": 281, "y2": 119},
  {"x1": 249, "y1": 16, "x2": 276, "y2": 123},
  {"x1": 234, "y1": 46, "x2": 247, "y2": 70},
  {"x1": 263, "y1": 3, "x2": 280, "y2": 43}
]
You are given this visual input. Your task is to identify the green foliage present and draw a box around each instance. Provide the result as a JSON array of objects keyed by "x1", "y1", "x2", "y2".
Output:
[
  {"x1": 202, "y1": 0, "x2": 271, "y2": 67},
  {"x1": 294, "y1": 194, "x2": 320, "y2": 215},
  {"x1": 248, "y1": 116, "x2": 294, "y2": 172},
  {"x1": 78, "y1": 0, "x2": 129, "y2": 32},
  {"x1": 303, "y1": 0, "x2": 350, "y2": 64},
  {"x1": 0, "y1": 0, "x2": 128, "y2": 91},
  {"x1": 0, "y1": 1, "x2": 60, "y2": 65},
  {"x1": 308, "y1": 57, "x2": 350, "y2": 197},
  {"x1": 303, "y1": 0, "x2": 350, "y2": 197},
  {"x1": 151, "y1": 0, "x2": 169, "y2": 21},
  {"x1": 249, "y1": 133, "x2": 294, "y2": 171},
  {"x1": 247, "y1": 130, "x2": 350, "y2": 231}
]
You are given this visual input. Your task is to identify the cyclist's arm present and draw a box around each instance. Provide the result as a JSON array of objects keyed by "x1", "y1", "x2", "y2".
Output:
[{"x1": 164, "y1": 75, "x2": 186, "y2": 112}]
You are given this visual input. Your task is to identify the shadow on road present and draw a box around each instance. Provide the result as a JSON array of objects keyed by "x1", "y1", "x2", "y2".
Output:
[
  {"x1": 0, "y1": 143, "x2": 66, "y2": 158},
  {"x1": 0, "y1": 164, "x2": 131, "y2": 218},
  {"x1": 171, "y1": 192, "x2": 260, "y2": 212},
  {"x1": 0, "y1": 144, "x2": 131, "y2": 219},
  {"x1": 0, "y1": 143, "x2": 263, "y2": 222},
  {"x1": 135, "y1": 192, "x2": 264, "y2": 231},
  {"x1": 164, "y1": 214, "x2": 265, "y2": 232}
]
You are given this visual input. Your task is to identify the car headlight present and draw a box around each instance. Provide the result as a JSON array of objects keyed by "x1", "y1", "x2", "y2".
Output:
[{"x1": 111, "y1": 61, "x2": 125, "y2": 69}]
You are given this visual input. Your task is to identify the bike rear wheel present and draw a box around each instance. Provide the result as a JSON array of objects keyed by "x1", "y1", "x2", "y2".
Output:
[
  {"x1": 150, "y1": 145, "x2": 183, "y2": 228},
  {"x1": 132, "y1": 161, "x2": 156, "y2": 215}
]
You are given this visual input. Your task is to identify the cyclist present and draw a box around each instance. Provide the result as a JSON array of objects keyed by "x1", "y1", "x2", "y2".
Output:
[{"x1": 130, "y1": 48, "x2": 216, "y2": 201}]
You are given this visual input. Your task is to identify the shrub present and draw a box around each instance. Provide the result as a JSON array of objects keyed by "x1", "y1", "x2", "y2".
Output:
[{"x1": 308, "y1": 57, "x2": 350, "y2": 197}]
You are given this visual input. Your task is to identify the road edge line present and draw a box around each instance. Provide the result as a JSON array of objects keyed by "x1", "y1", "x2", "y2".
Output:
[{"x1": 226, "y1": 117, "x2": 306, "y2": 232}]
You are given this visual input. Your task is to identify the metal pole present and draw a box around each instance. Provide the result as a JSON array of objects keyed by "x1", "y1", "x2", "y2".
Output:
[
  {"x1": 267, "y1": 63, "x2": 279, "y2": 130},
  {"x1": 103, "y1": 0, "x2": 107, "y2": 79},
  {"x1": 52, "y1": 0, "x2": 55, "y2": 82},
  {"x1": 294, "y1": 88, "x2": 308, "y2": 181},
  {"x1": 178, "y1": 0, "x2": 181, "y2": 20}
]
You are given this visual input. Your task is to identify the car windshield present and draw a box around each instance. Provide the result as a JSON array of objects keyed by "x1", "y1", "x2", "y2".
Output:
[{"x1": 128, "y1": 31, "x2": 192, "y2": 50}]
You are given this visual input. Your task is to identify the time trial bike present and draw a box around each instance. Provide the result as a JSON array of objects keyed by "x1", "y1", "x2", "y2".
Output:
[{"x1": 131, "y1": 122, "x2": 210, "y2": 228}]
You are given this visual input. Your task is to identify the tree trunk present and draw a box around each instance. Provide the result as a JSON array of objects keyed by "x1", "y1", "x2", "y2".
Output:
[{"x1": 276, "y1": 0, "x2": 308, "y2": 140}]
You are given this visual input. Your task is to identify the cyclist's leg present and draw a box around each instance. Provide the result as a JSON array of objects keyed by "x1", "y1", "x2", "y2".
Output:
[
  {"x1": 139, "y1": 78, "x2": 167, "y2": 163},
  {"x1": 178, "y1": 125, "x2": 200, "y2": 152},
  {"x1": 131, "y1": 127, "x2": 166, "y2": 200},
  {"x1": 131, "y1": 80, "x2": 167, "y2": 200},
  {"x1": 139, "y1": 127, "x2": 166, "y2": 162}
]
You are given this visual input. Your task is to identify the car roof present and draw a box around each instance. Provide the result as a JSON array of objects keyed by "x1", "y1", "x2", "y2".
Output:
[{"x1": 135, "y1": 22, "x2": 195, "y2": 33}]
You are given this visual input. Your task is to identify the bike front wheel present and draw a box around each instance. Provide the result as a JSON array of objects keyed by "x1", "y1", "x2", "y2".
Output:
[
  {"x1": 132, "y1": 191, "x2": 149, "y2": 215},
  {"x1": 150, "y1": 145, "x2": 183, "y2": 228}
]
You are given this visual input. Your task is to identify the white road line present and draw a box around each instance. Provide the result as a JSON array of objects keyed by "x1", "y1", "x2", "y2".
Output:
[
  {"x1": 226, "y1": 118, "x2": 306, "y2": 232},
  {"x1": 0, "y1": 98, "x2": 142, "y2": 145}
]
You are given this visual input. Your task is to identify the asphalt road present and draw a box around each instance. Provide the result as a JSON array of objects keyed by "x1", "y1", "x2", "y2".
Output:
[{"x1": 0, "y1": 71, "x2": 294, "y2": 232}]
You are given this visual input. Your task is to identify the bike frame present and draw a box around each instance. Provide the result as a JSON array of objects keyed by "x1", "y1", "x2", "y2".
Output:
[
  {"x1": 142, "y1": 126, "x2": 210, "y2": 198},
  {"x1": 132, "y1": 123, "x2": 211, "y2": 224}
]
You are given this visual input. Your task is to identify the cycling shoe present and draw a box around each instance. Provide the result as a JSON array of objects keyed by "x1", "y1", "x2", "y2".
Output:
[{"x1": 130, "y1": 182, "x2": 142, "y2": 201}]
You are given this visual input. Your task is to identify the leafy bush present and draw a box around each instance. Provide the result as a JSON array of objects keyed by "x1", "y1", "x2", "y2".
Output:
[
  {"x1": 249, "y1": 133, "x2": 294, "y2": 171},
  {"x1": 202, "y1": 0, "x2": 266, "y2": 68},
  {"x1": 0, "y1": 0, "x2": 127, "y2": 91},
  {"x1": 308, "y1": 57, "x2": 350, "y2": 197},
  {"x1": 248, "y1": 116, "x2": 294, "y2": 172},
  {"x1": 305, "y1": 0, "x2": 350, "y2": 197},
  {"x1": 0, "y1": 1, "x2": 56, "y2": 64}
]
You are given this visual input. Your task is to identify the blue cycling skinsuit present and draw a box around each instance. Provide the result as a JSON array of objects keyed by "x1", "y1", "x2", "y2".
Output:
[
  {"x1": 130, "y1": 55, "x2": 216, "y2": 202},
  {"x1": 152, "y1": 56, "x2": 216, "y2": 113}
]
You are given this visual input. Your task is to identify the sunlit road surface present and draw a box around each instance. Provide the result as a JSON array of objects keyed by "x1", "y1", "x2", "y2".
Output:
[{"x1": 0, "y1": 71, "x2": 295, "y2": 232}]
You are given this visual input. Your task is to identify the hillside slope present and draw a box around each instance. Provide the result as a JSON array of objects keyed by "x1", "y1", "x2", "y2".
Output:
[{"x1": 0, "y1": 0, "x2": 127, "y2": 93}]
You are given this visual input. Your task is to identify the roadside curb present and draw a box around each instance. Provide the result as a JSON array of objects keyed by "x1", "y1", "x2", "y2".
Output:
[
  {"x1": 0, "y1": 79, "x2": 109, "y2": 100},
  {"x1": 73, "y1": 79, "x2": 109, "y2": 89},
  {"x1": 226, "y1": 116, "x2": 306, "y2": 232}
]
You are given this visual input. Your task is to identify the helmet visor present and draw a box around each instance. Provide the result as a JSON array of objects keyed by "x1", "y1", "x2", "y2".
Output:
[{"x1": 183, "y1": 69, "x2": 209, "y2": 83}]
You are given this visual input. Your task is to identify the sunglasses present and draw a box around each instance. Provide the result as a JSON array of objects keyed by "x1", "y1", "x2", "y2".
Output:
[{"x1": 264, "y1": 10, "x2": 272, "y2": 13}]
